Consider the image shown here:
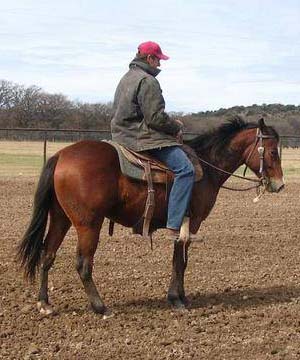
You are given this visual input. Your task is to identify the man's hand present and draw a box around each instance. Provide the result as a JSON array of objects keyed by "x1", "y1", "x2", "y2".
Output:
[
  {"x1": 175, "y1": 119, "x2": 184, "y2": 128},
  {"x1": 176, "y1": 129, "x2": 183, "y2": 144},
  {"x1": 174, "y1": 119, "x2": 184, "y2": 143}
]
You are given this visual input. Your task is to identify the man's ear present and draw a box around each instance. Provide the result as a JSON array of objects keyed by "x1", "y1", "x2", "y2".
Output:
[{"x1": 258, "y1": 117, "x2": 266, "y2": 131}]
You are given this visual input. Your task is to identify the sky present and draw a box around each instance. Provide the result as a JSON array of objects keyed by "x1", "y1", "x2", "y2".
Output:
[{"x1": 1, "y1": 0, "x2": 300, "y2": 113}]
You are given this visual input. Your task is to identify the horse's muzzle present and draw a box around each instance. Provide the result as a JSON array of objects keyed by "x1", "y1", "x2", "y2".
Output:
[{"x1": 266, "y1": 178, "x2": 285, "y2": 193}]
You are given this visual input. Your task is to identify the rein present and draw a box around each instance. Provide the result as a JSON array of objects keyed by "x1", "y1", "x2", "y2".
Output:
[
  {"x1": 196, "y1": 156, "x2": 261, "y2": 183},
  {"x1": 191, "y1": 127, "x2": 277, "y2": 194},
  {"x1": 196, "y1": 156, "x2": 262, "y2": 192}
]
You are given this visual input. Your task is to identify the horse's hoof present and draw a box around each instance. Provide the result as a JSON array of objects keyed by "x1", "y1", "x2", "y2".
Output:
[
  {"x1": 168, "y1": 297, "x2": 186, "y2": 310},
  {"x1": 91, "y1": 303, "x2": 113, "y2": 318},
  {"x1": 103, "y1": 308, "x2": 114, "y2": 320},
  {"x1": 37, "y1": 301, "x2": 55, "y2": 316},
  {"x1": 174, "y1": 300, "x2": 186, "y2": 310},
  {"x1": 181, "y1": 296, "x2": 190, "y2": 307}
]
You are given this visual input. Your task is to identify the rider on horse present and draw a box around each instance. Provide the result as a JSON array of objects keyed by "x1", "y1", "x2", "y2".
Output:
[{"x1": 111, "y1": 41, "x2": 195, "y2": 241}]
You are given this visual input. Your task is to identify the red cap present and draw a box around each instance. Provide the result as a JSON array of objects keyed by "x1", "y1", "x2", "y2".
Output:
[{"x1": 138, "y1": 41, "x2": 169, "y2": 60}]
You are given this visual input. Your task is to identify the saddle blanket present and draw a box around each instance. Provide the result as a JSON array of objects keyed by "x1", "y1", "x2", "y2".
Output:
[{"x1": 105, "y1": 141, "x2": 203, "y2": 183}]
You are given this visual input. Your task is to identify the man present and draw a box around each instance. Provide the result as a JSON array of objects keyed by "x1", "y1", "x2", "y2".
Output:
[{"x1": 111, "y1": 41, "x2": 195, "y2": 240}]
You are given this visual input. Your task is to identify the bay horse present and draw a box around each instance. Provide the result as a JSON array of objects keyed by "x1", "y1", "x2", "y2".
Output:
[{"x1": 18, "y1": 117, "x2": 284, "y2": 317}]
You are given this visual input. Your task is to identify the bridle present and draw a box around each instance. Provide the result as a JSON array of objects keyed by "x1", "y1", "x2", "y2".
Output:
[
  {"x1": 195, "y1": 127, "x2": 278, "y2": 198},
  {"x1": 243, "y1": 128, "x2": 277, "y2": 182}
]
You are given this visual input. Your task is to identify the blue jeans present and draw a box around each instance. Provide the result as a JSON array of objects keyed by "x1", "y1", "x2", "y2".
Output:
[{"x1": 148, "y1": 146, "x2": 195, "y2": 230}]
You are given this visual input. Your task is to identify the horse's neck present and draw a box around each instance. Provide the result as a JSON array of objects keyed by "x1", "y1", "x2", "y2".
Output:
[
  {"x1": 189, "y1": 128, "x2": 256, "y2": 233},
  {"x1": 203, "y1": 128, "x2": 255, "y2": 187},
  {"x1": 213, "y1": 155, "x2": 243, "y2": 186}
]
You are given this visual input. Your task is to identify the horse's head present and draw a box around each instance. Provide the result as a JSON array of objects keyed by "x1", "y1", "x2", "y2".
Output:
[{"x1": 244, "y1": 118, "x2": 284, "y2": 193}]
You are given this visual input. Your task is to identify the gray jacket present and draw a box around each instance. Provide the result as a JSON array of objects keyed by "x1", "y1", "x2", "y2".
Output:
[{"x1": 111, "y1": 57, "x2": 181, "y2": 151}]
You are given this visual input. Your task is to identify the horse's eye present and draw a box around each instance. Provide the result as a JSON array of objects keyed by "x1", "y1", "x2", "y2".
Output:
[{"x1": 270, "y1": 149, "x2": 279, "y2": 160}]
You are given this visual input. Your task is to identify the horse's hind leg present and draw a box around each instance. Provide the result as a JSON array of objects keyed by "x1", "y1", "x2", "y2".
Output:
[
  {"x1": 37, "y1": 198, "x2": 71, "y2": 315},
  {"x1": 76, "y1": 218, "x2": 111, "y2": 317}
]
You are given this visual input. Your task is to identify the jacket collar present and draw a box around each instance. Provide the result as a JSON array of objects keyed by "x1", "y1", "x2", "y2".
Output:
[{"x1": 129, "y1": 57, "x2": 161, "y2": 77}]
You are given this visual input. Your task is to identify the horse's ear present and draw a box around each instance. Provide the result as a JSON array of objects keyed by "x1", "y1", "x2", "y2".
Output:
[{"x1": 258, "y1": 117, "x2": 266, "y2": 130}]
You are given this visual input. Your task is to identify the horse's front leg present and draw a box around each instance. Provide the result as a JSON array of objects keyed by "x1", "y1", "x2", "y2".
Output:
[{"x1": 167, "y1": 241, "x2": 190, "y2": 309}]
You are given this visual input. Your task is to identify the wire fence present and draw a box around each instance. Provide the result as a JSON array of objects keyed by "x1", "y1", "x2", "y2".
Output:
[
  {"x1": 1, "y1": 127, "x2": 299, "y2": 147},
  {"x1": 0, "y1": 128, "x2": 300, "y2": 167},
  {"x1": 0, "y1": 127, "x2": 299, "y2": 177}
]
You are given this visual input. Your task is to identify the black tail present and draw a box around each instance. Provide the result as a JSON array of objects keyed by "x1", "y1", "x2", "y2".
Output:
[{"x1": 17, "y1": 154, "x2": 59, "y2": 281}]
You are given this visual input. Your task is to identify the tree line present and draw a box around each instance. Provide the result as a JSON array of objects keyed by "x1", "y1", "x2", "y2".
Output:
[
  {"x1": 0, "y1": 80, "x2": 112, "y2": 130},
  {"x1": 1, "y1": 79, "x2": 299, "y2": 145}
]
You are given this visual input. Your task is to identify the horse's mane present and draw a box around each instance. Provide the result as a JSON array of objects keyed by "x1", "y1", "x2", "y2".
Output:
[{"x1": 185, "y1": 115, "x2": 279, "y2": 161}]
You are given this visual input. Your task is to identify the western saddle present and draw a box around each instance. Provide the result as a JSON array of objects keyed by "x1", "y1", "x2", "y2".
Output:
[{"x1": 106, "y1": 141, "x2": 203, "y2": 241}]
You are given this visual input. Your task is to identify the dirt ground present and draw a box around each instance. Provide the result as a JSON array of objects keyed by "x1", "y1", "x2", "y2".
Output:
[{"x1": 0, "y1": 177, "x2": 300, "y2": 359}]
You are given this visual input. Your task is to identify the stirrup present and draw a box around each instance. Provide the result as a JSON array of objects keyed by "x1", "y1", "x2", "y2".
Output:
[{"x1": 166, "y1": 217, "x2": 203, "y2": 243}]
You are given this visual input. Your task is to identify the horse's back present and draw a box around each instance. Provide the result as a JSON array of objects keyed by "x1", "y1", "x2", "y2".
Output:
[
  {"x1": 55, "y1": 140, "x2": 120, "y2": 178},
  {"x1": 53, "y1": 141, "x2": 121, "y2": 213},
  {"x1": 57, "y1": 140, "x2": 119, "y2": 166}
]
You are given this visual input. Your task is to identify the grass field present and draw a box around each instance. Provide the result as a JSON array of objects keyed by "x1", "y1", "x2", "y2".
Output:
[
  {"x1": 0, "y1": 141, "x2": 70, "y2": 176},
  {"x1": 0, "y1": 140, "x2": 299, "y2": 178},
  {"x1": 281, "y1": 148, "x2": 300, "y2": 177}
]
